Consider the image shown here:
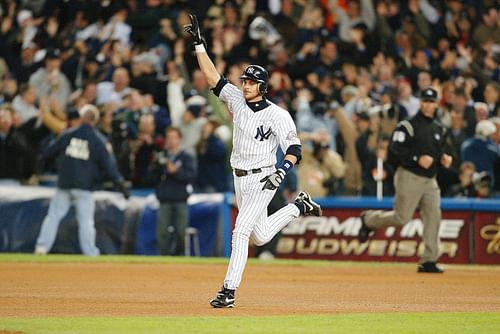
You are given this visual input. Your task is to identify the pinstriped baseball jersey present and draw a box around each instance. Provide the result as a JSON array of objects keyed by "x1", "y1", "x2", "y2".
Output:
[{"x1": 218, "y1": 82, "x2": 300, "y2": 169}]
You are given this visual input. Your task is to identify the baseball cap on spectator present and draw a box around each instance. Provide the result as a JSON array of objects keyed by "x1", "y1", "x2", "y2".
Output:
[
  {"x1": 67, "y1": 108, "x2": 81, "y2": 121},
  {"x1": 45, "y1": 48, "x2": 61, "y2": 60},
  {"x1": 351, "y1": 22, "x2": 368, "y2": 31},
  {"x1": 207, "y1": 5, "x2": 223, "y2": 20},
  {"x1": 420, "y1": 87, "x2": 438, "y2": 101},
  {"x1": 132, "y1": 52, "x2": 160, "y2": 68},
  {"x1": 312, "y1": 101, "x2": 328, "y2": 115},
  {"x1": 473, "y1": 102, "x2": 488, "y2": 111},
  {"x1": 355, "y1": 110, "x2": 370, "y2": 121},
  {"x1": 396, "y1": 75, "x2": 411, "y2": 86},
  {"x1": 332, "y1": 70, "x2": 345, "y2": 81},
  {"x1": 17, "y1": 9, "x2": 32, "y2": 26},
  {"x1": 186, "y1": 94, "x2": 207, "y2": 106},
  {"x1": 22, "y1": 41, "x2": 37, "y2": 50},
  {"x1": 341, "y1": 85, "x2": 358, "y2": 98},
  {"x1": 187, "y1": 104, "x2": 202, "y2": 118}
]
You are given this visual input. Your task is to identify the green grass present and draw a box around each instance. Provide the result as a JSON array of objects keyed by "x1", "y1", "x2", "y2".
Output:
[
  {"x1": 0, "y1": 313, "x2": 499, "y2": 334},
  {"x1": 1, "y1": 253, "x2": 498, "y2": 271}
]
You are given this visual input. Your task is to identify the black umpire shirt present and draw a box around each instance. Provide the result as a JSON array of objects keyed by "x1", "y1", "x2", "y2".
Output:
[{"x1": 389, "y1": 110, "x2": 448, "y2": 178}]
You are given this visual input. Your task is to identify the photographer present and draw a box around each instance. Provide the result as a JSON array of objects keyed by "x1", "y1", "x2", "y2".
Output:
[
  {"x1": 473, "y1": 171, "x2": 493, "y2": 199},
  {"x1": 445, "y1": 161, "x2": 477, "y2": 198},
  {"x1": 150, "y1": 127, "x2": 196, "y2": 256}
]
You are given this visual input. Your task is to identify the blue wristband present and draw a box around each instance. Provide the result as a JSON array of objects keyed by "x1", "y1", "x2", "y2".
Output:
[{"x1": 278, "y1": 159, "x2": 293, "y2": 174}]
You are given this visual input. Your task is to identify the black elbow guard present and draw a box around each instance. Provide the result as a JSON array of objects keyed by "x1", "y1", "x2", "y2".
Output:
[
  {"x1": 211, "y1": 77, "x2": 228, "y2": 97},
  {"x1": 286, "y1": 144, "x2": 302, "y2": 163}
]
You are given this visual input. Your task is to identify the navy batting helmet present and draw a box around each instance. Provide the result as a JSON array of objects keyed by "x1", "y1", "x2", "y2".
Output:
[{"x1": 240, "y1": 64, "x2": 269, "y2": 94}]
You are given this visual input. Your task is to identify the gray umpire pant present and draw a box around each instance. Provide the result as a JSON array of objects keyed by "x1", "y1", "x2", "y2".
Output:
[{"x1": 363, "y1": 167, "x2": 441, "y2": 263}]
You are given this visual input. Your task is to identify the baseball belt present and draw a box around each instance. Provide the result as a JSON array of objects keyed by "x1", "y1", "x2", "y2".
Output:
[{"x1": 233, "y1": 168, "x2": 263, "y2": 177}]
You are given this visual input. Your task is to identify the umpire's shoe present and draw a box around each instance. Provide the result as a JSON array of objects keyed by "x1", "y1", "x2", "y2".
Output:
[
  {"x1": 210, "y1": 287, "x2": 236, "y2": 308},
  {"x1": 295, "y1": 191, "x2": 322, "y2": 216},
  {"x1": 358, "y1": 212, "x2": 373, "y2": 243},
  {"x1": 417, "y1": 261, "x2": 444, "y2": 273}
]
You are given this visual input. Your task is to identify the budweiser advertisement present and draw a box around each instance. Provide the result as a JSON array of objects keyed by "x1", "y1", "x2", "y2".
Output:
[{"x1": 229, "y1": 197, "x2": 499, "y2": 264}]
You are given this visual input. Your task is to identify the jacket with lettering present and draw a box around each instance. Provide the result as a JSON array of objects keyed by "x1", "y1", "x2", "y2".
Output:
[
  {"x1": 44, "y1": 123, "x2": 124, "y2": 190},
  {"x1": 388, "y1": 111, "x2": 448, "y2": 178}
]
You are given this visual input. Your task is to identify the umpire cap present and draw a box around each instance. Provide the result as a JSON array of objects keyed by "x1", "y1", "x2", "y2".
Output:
[
  {"x1": 240, "y1": 65, "x2": 269, "y2": 85},
  {"x1": 420, "y1": 87, "x2": 438, "y2": 101}
]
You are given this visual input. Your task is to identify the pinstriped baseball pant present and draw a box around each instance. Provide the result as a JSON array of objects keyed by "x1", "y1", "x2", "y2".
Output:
[{"x1": 224, "y1": 166, "x2": 300, "y2": 290}]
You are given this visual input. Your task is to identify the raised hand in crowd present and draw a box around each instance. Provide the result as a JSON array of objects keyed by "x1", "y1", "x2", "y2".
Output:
[{"x1": 46, "y1": 16, "x2": 59, "y2": 38}]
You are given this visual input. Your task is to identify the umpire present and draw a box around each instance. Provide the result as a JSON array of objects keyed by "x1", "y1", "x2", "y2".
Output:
[
  {"x1": 358, "y1": 88, "x2": 452, "y2": 273},
  {"x1": 35, "y1": 104, "x2": 128, "y2": 256}
]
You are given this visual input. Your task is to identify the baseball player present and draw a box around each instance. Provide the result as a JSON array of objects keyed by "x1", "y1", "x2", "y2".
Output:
[
  {"x1": 358, "y1": 88, "x2": 453, "y2": 273},
  {"x1": 34, "y1": 104, "x2": 128, "y2": 256},
  {"x1": 184, "y1": 14, "x2": 322, "y2": 308}
]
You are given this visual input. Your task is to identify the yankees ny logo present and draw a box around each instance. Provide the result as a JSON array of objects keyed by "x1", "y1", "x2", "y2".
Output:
[{"x1": 255, "y1": 125, "x2": 272, "y2": 141}]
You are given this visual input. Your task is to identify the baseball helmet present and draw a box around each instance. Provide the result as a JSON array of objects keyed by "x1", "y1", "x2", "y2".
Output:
[{"x1": 240, "y1": 64, "x2": 269, "y2": 94}]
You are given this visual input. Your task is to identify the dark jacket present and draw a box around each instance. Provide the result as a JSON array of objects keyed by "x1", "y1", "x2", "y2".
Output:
[
  {"x1": 461, "y1": 137, "x2": 500, "y2": 186},
  {"x1": 196, "y1": 135, "x2": 229, "y2": 192},
  {"x1": 152, "y1": 149, "x2": 196, "y2": 202},
  {"x1": 388, "y1": 111, "x2": 448, "y2": 178},
  {"x1": 44, "y1": 123, "x2": 123, "y2": 190},
  {"x1": 0, "y1": 128, "x2": 35, "y2": 180}
]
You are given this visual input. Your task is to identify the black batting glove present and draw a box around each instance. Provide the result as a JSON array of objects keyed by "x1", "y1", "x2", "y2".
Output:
[
  {"x1": 260, "y1": 169, "x2": 285, "y2": 191},
  {"x1": 183, "y1": 13, "x2": 203, "y2": 45}
]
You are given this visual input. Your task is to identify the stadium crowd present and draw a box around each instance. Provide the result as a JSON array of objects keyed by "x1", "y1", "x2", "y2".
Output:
[{"x1": 0, "y1": 0, "x2": 499, "y2": 199}]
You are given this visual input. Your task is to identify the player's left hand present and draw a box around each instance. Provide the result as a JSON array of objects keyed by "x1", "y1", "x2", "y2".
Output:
[
  {"x1": 183, "y1": 13, "x2": 203, "y2": 45},
  {"x1": 260, "y1": 169, "x2": 285, "y2": 191}
]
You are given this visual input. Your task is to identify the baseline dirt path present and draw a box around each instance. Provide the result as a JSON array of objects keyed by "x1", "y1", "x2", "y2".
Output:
[{"x1": 1, "y1": 262, "x2": 499, "y2": 317}]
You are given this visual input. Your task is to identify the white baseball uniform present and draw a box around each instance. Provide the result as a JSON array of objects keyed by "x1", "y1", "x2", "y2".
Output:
[{"x1": 216, "y1": 80, "x2": 301, "y2": 289}]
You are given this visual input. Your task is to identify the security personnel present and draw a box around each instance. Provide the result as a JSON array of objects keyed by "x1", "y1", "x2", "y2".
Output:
[
  {"x1": 358, "y1": 87, "x2": 453, "y2": 273},
  {"x1": 35, "y1": 104, "x2": 128, "y2": 256}
]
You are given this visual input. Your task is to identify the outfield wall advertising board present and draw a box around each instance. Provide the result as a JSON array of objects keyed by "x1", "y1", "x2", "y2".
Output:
[{"x1": 230, "y1": 197, "x2": 499, "y2": 264}]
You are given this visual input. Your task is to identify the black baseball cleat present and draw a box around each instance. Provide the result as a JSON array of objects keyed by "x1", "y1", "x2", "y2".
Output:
[
  {"x1": 417, "y1": 261, "x2": 444, "y2": 273},
  {"x1": 210, "y1": 287, "x2": 236, "y2": 308},
  {"x1": 295, "y1": 191, "x2": 322, "y2": 216},
  {"x1": 358, "y1": 212, "x2": 373, "y2": 243}
]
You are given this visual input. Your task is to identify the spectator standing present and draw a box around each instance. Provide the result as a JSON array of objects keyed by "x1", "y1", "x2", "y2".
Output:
[
  {"x1": 151, "y1": 127, "x2": 196, "y2": 256},
  {"x1": 11, "y1": 84, "x2": 39, "y2": 124},
  {"x1": 179, "y1": 104, "x2": 207, "y2": 158},
  {"x1": 128, "y1": 113, "x2": 163, "y2": 188},
  {"x1": 471, "y1": 5, "x2": 500, "y2": 47},
  {"x1": 446, "y1": 161, "x2": 476, "y2": 197},
  {"x1": 195, "y1": 119, "x2": 229, "y2": 193},
  {"x1": 0, "y1": 104, "x2": 34, "y2": 184},
  {"x1": 96, "y1": 67, "x2": 132, "y2": 106},
  {"x1": 297, "y1": 139, "x2": 346, "y2": 197},
  {"x1": 461, "y1": 119, "x2": 500, "y2": 187},
  {"x1": 34, "y1": 104, "x2": 128, "y2": 256},
  {"x1": 28, "y1": 49, "x2": 71, "y2": 112}
]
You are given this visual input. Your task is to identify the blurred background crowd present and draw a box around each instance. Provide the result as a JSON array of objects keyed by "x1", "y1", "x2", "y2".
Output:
[{"x1": 0, "y1": 0, "x2": 499, "y2": 199}]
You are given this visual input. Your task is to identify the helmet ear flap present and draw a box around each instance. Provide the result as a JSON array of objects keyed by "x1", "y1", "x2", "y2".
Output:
[{"x1": 258, "y1": 82, "x2": 267, "y2": 95}]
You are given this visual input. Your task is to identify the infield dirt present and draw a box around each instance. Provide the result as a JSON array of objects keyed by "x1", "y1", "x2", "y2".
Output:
[{"x1": 2, "y1": 262, "x2": 499, "y2": 317}]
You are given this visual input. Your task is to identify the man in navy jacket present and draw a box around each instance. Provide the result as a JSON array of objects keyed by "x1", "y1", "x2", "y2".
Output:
[
  {"x1": 35, "y1": 104, "x2": 127, "y2": 255},
  {"x1": 151, "y1": 127, "x2": 196, "y2": 255}
]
